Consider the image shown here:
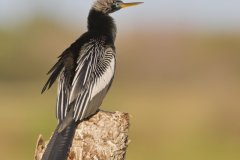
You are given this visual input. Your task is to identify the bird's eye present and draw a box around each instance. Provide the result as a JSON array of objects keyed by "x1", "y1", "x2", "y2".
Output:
[
  {"x1": 111, "y1": 0, "x2": 123, "y2": 11},
  {"x1": 113, "y1": 0, "x2": 123, "y2": 8},
  {"x1": 113, "y1": 2, "x2": 119, "y2": 7}
]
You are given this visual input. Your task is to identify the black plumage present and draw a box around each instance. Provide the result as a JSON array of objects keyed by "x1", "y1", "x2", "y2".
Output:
[{"x1": 41, "y1": 1, "x2": 143, "y2": 160}]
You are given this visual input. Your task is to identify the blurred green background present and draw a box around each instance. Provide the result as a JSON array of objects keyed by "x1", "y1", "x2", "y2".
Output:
[{"x1": 1, "y1": 0, "x2": 240, "y2": 160}]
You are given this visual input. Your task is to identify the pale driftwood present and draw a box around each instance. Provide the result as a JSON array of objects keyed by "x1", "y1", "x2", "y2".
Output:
[{"x1": 35, "y1": 111, "x2": 130, "y2": 160}]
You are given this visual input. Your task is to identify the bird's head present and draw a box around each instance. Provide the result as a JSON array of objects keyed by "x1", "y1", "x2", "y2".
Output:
[{"x1": 93, "y1": 0, "x2": 143, "y2": 14}]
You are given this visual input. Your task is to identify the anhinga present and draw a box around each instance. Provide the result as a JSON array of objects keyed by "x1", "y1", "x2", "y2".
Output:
[{"x1": 41, "y1": 0, "x2": 143, "y2": 160}]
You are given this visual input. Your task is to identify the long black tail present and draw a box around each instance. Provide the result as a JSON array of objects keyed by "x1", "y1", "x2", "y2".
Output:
[{"x1": 41, "y1": 121, "x2": 77, "y2": 160}]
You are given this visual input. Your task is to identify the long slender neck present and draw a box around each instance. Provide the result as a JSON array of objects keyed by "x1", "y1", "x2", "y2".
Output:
[{"x1": 88, "y1": 9, "x2": 117, "y2": 42}]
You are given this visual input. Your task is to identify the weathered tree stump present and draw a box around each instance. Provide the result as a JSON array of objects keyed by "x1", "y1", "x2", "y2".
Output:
[{"x1": 35, "y1": 111, "x2": 130, "y2": 160}]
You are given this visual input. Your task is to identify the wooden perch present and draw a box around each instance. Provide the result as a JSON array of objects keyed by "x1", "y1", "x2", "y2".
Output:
[{"x1": 35, "y1": 111, "x2": 130, "y2": 160}]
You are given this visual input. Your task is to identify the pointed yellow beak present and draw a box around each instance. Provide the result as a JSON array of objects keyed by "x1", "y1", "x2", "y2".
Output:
[{"x1": 120, "y1": 2, "x2": 144, "y2": 9}]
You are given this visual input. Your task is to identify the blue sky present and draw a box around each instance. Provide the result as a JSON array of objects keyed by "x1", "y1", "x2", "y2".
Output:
[{"x1": 0, "y1": 0, "x2": 240, "y2": 31}]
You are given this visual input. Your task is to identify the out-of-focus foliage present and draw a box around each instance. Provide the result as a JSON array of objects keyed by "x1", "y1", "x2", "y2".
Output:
[{"x1": 0, "y1": 20, "x2": 240, "y2": 160}]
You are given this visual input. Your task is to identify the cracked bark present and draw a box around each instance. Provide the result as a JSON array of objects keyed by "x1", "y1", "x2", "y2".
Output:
[{"x1": 34, "y1": 111, "x2": 130, "y2": 160}]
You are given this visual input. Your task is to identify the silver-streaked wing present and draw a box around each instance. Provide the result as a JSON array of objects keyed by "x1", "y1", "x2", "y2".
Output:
[
  {"x1": 69, "y1": 39, "x2": 115, "y2": 122},
  {"x1": 56, "y1": 73, "x2": 70, "y2": 120},
  {"x1": 42, "y1": 49, "x2": 75, "y2": 121}
]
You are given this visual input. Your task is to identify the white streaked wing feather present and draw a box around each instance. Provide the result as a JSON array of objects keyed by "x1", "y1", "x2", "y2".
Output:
[
  {"x1": 91, "y1": 50, "x2": 115, "y2": 99},
  {"x1": 56, "y1": 73, "x2": 70, "y2": 120},
  {"x1": 56, "y1": 77, "x2": 61, "y2": 119},
  {"x1": 69, "y1": 39, "x2": 115, "y2": 121}
]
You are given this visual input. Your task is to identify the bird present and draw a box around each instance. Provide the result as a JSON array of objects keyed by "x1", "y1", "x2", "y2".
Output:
[{"x1": 41, "y1": 0, "x2": 143, "y2": 160}]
